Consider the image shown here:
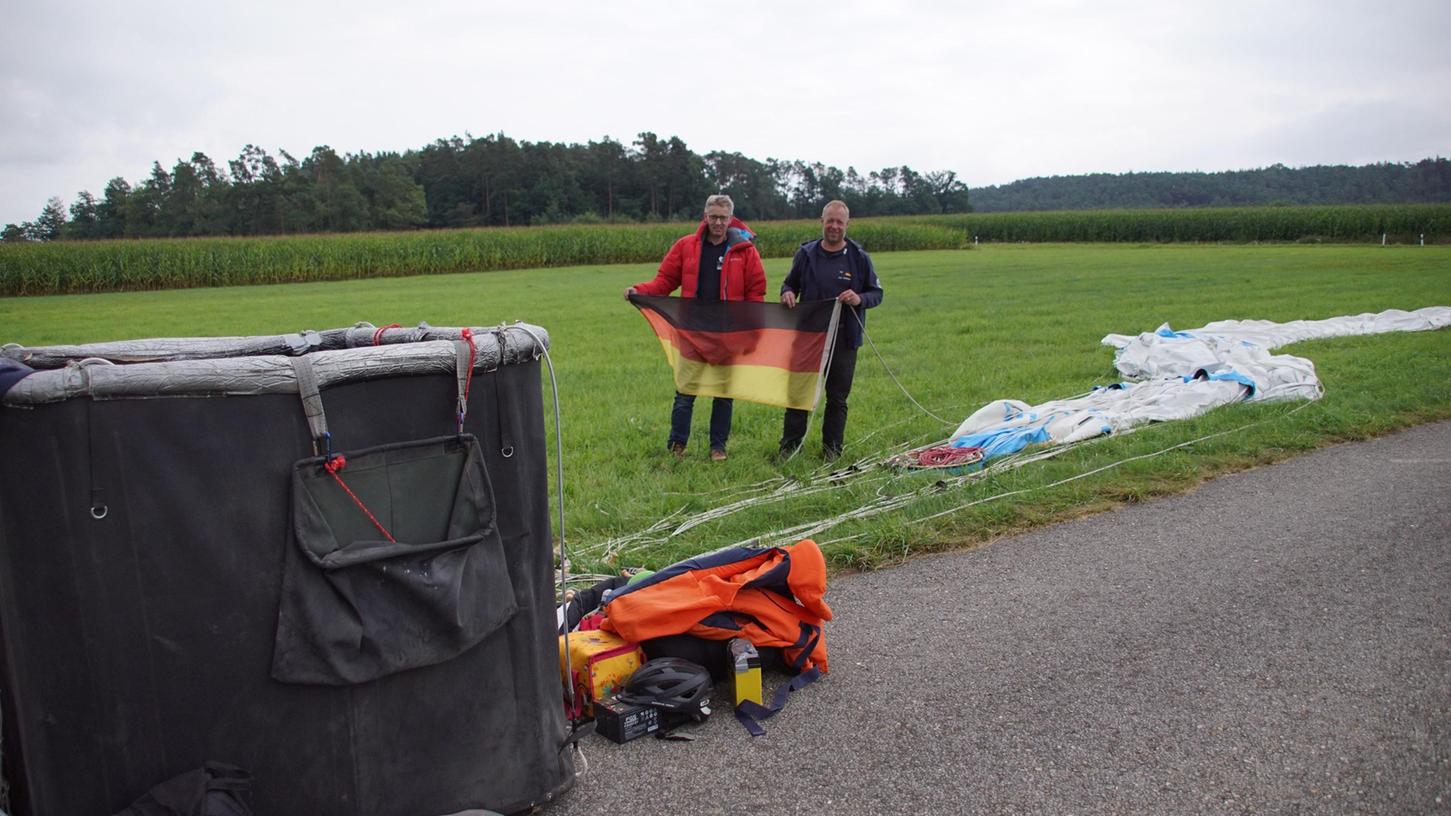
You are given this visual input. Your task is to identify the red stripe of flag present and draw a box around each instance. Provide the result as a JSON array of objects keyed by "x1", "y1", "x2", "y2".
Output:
[{"x1": 639, "y1": 310, "x2": 828, "y2": 373}]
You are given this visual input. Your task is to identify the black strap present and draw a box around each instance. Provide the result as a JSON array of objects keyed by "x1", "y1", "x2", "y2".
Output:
[
  {"x1": 734, "y1": 667, "x2": 821, "y2": 737},
  {"x1": 289, "y1": 356, "x2": 328, "y2": 453},
  {"x1": 491, "y1": 330, "x2": 514, "y2": 457},
  {"x1": 787, "y1": 622, "x2": 821, "y2": 673},
  {"x1": 85, "y1": 390, "x2": 107, "y2": 520}
]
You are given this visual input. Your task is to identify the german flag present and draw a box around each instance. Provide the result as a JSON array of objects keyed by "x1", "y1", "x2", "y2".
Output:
[{"x1": 629, "y1": 295, "x2": 842, "y2": 410}]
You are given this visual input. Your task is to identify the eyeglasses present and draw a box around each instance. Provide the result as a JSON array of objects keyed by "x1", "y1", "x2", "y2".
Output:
[{"x1": 705, "y1": 215, "x2": 731, "y2": 222}]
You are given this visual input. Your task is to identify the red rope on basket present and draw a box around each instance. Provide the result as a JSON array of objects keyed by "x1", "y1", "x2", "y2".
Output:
[
  {"x1": 371, "y1": 323, "x2": 402, "y2": 346},
  {"x1": 324, "y1": 455, "x2": 397, "y2": 543},
  {"x1": 457, "y1": 328, "x2": 476, "y2": 433}
]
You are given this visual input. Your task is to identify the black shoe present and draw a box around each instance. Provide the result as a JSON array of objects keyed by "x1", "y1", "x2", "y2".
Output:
[
  {"x1": 823, "y1": 446, "x2": 842, "y2": 462},
  {"x1": 775, "y1": 444, "x2": 801, "y2": 463}
]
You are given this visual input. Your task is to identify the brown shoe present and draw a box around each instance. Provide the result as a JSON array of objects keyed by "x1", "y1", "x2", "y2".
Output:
[
  {"x1": 668, "y1": 442, "x2": 686, "y2": 458},
  {"x1": 710, "y1": 448, "x2": 728, "y2": 462}
]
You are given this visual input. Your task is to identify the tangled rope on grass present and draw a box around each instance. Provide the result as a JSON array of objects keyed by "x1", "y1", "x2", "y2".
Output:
[{"x1": 885, "y1": 444, "x2": 985, "y2": 470}]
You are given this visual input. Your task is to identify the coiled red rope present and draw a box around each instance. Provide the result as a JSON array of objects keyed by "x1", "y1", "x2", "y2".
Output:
[{"x1": 893, "y1": 445, "x2": 984, "y2": 469}]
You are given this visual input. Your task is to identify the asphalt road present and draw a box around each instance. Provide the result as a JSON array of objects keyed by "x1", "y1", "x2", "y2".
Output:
[{"x1": 545, "y1": 420, "x2": 1451, "y2": 816}]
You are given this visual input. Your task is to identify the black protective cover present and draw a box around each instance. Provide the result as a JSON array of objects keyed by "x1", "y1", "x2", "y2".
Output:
[{"x1": 0, "y1": 363, "x2": 572, "y2": 815}]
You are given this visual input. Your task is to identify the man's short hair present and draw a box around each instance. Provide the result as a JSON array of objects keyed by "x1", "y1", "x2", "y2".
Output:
[
  {"x1": 705, "y1": 194, "x2": 735, "y2": 215},
  {"x1": 822, "y1": 200, "x2": 850, "y2": 218}
]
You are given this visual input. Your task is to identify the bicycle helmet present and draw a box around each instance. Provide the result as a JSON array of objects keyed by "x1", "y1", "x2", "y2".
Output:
[{"x1": 618, "y1": 657, "x2": 714, "y2": 721}]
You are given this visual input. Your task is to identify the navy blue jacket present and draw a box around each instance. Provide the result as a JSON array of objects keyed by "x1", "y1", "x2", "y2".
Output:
[
  {"x1": 0, "y1": 358, "x2": 33, "y2": 401},
  {"x1": 780, "y1": 238, "x2": 883, "y2": 348}
]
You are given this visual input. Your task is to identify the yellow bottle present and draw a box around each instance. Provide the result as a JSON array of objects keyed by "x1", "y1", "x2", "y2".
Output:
[{"x1": 728, "y1": 637, "x2": 762, "y2": 707}]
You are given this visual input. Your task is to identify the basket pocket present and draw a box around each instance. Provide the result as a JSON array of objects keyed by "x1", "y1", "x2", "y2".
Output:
[{"x1": 271, "y1": 434, "x2": 517, "y2": 685}]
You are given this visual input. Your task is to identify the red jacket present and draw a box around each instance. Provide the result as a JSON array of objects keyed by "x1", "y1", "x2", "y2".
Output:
[{"x1": 632, "y1": 217, "x2": 767, "y2": 301}]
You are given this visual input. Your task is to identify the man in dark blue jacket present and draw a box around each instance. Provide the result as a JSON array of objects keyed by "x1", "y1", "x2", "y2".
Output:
[{"x1": 778, "y1": 200, "x2": 883, "y2": 460}]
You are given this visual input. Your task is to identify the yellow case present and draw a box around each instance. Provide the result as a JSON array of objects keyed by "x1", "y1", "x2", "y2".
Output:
[{"x1": 558, "y1": 630, "x2": 645, "y2": 715}]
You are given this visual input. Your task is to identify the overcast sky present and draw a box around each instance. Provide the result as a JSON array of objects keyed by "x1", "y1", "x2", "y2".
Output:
[{"x1": 2, "y1": 0, "x2": 1448, "y2": 226}]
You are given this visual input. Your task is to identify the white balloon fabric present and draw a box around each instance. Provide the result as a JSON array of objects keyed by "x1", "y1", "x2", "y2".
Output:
[{"x1": 949, "y1": 306, "x2": 1451, "y2": 461}]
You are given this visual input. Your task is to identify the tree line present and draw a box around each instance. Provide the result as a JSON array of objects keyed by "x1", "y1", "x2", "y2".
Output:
[
  {"x1": 2, "y1": 133, "x2": 971, "y2": 242},
  {"x1": 969, "y1": 159, "x2": 1451, "y2": 212},
  {"x1": 9, "y1": 138, "x2": 1445, "y2": 243}
]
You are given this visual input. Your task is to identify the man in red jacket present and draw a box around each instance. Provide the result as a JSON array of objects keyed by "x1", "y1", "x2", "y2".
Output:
[{"x1": 624, "y1": 194, "x2": 767, "y2": 460}]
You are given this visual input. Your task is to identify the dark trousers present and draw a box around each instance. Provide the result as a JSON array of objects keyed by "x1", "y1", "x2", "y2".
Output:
[
  {"x1": 781, "y1": 338, "x2": 859, "y2": 455},
  {"x1": 669, "y1": 392, "x2": 733, "y2": 451}
]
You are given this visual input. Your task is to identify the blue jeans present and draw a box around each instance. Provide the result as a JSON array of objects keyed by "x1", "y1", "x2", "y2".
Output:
[{"x1": 669, "y1": 392, "x2": 733, "y2": 452}]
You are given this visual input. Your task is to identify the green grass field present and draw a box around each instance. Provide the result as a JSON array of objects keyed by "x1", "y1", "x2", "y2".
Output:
[{"x1": 4, "y1": 244, "x2": 1449, "y2": 571}]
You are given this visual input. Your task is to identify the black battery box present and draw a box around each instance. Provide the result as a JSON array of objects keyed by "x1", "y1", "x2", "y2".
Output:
[{"x1": 594, "y1": 696, "x2": 660, "y2": 744}]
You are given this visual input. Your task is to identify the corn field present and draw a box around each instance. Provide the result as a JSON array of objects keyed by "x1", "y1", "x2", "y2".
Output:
[
  {"x1": 914, "y1": 203, "x2": 1451, "y2": 244},
  {"x1": 0, "y1": 220, "x2": 961, "y2": 296},
  {"x1": 1, "y1": 205, "x2": 1446, "y2": 297}
]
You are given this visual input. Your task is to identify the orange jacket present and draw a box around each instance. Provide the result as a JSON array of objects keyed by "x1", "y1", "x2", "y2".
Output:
[
  {"x1": 631, "y1": 217, "x2": 768, "y2": 302},
  {"x1": 601, "y1": 539, "x2": 832, "y2": 673}
]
